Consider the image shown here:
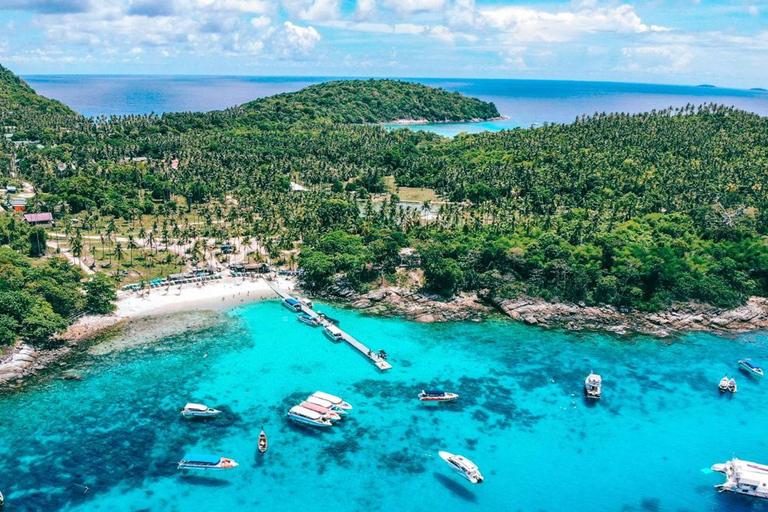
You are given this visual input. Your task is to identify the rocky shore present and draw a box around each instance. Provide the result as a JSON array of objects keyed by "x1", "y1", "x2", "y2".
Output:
[{"x1": 323, "y1": 282, "x2": 768, "y2": 337}]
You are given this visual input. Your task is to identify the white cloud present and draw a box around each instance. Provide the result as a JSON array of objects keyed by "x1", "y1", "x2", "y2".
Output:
[
  {"x1": 480, "y1": 4, "x2": 669, "y2": 43},
  {"x1": 382, "y1": 0, "x2": 445, "y2": 16},
  {"x1": 282, "y1": 0, "x2": 340, "y2": 21},
  {"x1": 354, "y1": 0, "x2": 376, "y2": 20},
  {"x1": 620, "y1": 45, "x2": 693, "y2": 74},
  {"x1": 280, "y1": 21, "x2": 321, "y2": 56}
]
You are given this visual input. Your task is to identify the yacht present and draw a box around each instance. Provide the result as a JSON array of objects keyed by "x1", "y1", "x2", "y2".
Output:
[
  {"x1": 286, "y1": 405, "x2": 333, "y2": 427},
  {"x1": 306, "y1": 395, "x2": 349, "y2": 415},
  {"x1": 300, "y1": 400, "x2": 342, "y2": 420},
  {"x1": 298, "y1": 313, "x2": 319, "y2": 327},
  {"x1": 312, "y1": 391, "x2": 353, "y2": 410},
  {"x1": 177, "y1": 454, "x2": 239, "y2": 470},
  {"x1": 739, "y1": 358, "x2": 764, "y2": 377},
  {"x1": 282, "y1": 297, "x2": 302, "y2": 312},
  {"x1": 439, "y1": 451, "x2": 484, "y2": 484},
  {"x1": 322, "y1": 324, "x2": 344, "y2": 342},
  {"x1": 584, "y1": 373, "x2": 602, "y2": 399},
  {"x1": 418, "y1": 390, "x2": 459, "y2": 402},
  {"x1": 258, "y1": 428, "x2": 268, "y2": 454},
  {"x1": 712, "y1": 458, "x2": 768, "y2": 499},
  {"x1": 181, "y1": 403, "x2": 222, "y2": 418}
]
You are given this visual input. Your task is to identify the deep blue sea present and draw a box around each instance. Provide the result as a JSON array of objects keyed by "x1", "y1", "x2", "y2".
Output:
[
  {"x1": 1, "y1": 300, "x2": 767, "y2": 511},
  {"x1": 23, "y1": 75, "x2": 768, "y2": 136}
]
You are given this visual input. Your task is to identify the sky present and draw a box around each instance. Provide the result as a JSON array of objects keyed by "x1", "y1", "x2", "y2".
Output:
[{"x1": 0, "y1": 0, "x2": 766, "y2": 87}]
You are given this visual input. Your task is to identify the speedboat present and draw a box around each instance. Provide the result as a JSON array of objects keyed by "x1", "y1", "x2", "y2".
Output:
[
  {"x1": 584, "y1": 373, "x2": 602, "y2": 399},
  {"x1": 312, "y1": 391, "x2": 353, "y2": 410},
  {"x1": 181, "y1": 403, "x2": 222, "y2": 418},
  {"x1": 306, "y1": 395, "x2": 349, "y2": 415},
  {"x1": 298, "y1": 297, "x2": 314, "y2": 309},
  {"x1": 177, "y1": 454, "x2": 239, "y2": 470},
  {"x1": 729, "y1": 378, "x2": 738, "y2": 393},
  {"x1": 298, "y1": 313, "x2": 319, "y2": 327},
  {"x1": 739, "y1": 359, "x2": 764, "y2": 377},
  {"x1": 282, "y1": 297, "x2": 302, "y2": 312},
  {"x1": 712, "y1": 458, "x2": 768, "y2": 499},
  {"x1": 439, "y1": 451, "x2": 484, "y2": 484},
  {"x1": 258, "y1": 428, "x2": 268, "y2": 454},
  {"x1": 418, "y1": 390, "x2": 459, "y2": 402},
  {"x1": 300, "y1": 400, "x2": 342, "y2": 420},
  {"x1": 719, "y1": 375, "x2": 730, "y2": 392},
  {"x1": 317, "y1": 312, "x2": 340, "y2": 325},
  {"x1": 0, "y1": 489, "x2": 4, "y2": 507},
  {"x1": 286, "y1": 405, "x2": 333, "y2": 427}
]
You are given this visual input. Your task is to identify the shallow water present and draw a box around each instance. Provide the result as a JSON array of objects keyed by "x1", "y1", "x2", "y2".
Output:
[{"x1": 1, "y1": 300, "x2": 766, "y2": 511}]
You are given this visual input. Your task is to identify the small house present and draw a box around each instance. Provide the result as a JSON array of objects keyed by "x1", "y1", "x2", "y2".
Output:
[
  {"x1": 23, "y1": 212, "x2": 53, "y2": 225},
  {"x1": 243, "y1": 263, "x2": 270, "y2": 273},
  {"x1": 5, "y1": 185, "x2": 17, "y2": 194},
  {"x1": 9, "y1": 196, "x2": 27, "y2": 211}
]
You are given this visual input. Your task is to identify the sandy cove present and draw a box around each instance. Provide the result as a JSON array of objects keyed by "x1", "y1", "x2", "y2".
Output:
[{"x1": 0, "y1": 276, "x2": 297, "y2": 388}]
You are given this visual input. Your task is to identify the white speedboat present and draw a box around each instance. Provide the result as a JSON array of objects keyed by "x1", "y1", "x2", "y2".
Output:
[
  {"x1": 286, "y1": 405, "x2": 333, "y2": 428},
  {"x1": 181, "y1": 403, "x2": 222, "y2": 418},
  {"x1": 729, "y1": 378, "x2": 738, "y2": 393},
  {"x1": 300, "y1": 400, "x2": 342, "y2": 420},
  {"x1": 739, "y1": 358, "x2": 764, "y2": 377},
  {"x1": 258, "y1": 428, "x2": 268, "y2": 454},
  {"x1": 322, "y1": 324, "x2": 343, "y2": 342},
  {"x1": 712, "y1": 458, "x2": 768, "y2": 499},
  {"x1": 177, "y1": 454, "x2": 239, "y2": 470},
  {"x1": 584, "y1": 373, "x2": 602, "y2": 399},
  {"x1": 418, "y1": 390, "x2": 459, "y2": 402},
  {"x1": 439, "y1": 451, "x2": 484, "y2": 484},
  {"x1": 313, "y1": 391, "x2": 353, "y2": 410},
  {"x1": 719, "y1": 375, "x2": 730, "y2": 392},
  {"x1": 0, "y1": 489, "x2": 4, "y2": 507},
  {"x1": 306, "y1": 395, "x2": 349, "y2": 415}
]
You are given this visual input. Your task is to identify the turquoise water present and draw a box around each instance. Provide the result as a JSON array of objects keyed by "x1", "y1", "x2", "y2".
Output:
[
  {"x1": 1, "y1": 300, "x2": 767, "y2": 511},
  {"x1": 23, "y1": 76, "x2": 768, "y2": 136}
]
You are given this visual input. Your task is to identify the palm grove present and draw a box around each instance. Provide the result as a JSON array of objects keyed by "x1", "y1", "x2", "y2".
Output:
[{"x1": 2, "y1": 62, "x2": 768, "y2": 348}]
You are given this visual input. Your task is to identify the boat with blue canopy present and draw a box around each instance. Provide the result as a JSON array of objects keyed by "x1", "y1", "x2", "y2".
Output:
[
  {"x1": 177, "y1": 454, "x2": 239, "y2": 470},
  {"x1": 739, "y1": 358, "x2": 764, "y2": 377},
  {"x1": 282, "y1": 298, "x2": 302, "y2": 312},
  {"x1": 298, "y1": 313, "x2": 319, "y2": 327}
]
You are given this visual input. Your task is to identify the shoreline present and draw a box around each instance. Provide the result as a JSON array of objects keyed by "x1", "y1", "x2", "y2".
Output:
[
  {"x1": 4, "y1": 275, "x2": 768, "y2": 390},
  {"x1": 0, "y1": 275, "x2": 293, "y2": 389},
  {"x1": 321, "y1": 283, "x2": 768, "y2": 337},
  {"x1": 381, "y1": 115, "x2": 508, "y2": 126}
]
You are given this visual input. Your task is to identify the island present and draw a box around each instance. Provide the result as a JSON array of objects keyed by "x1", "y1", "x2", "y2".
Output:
[{"x1": 3, "y1": 61, "x2": 768, "y2": 385}]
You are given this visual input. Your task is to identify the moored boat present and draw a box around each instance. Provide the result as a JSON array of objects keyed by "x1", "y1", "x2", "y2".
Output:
[
  {"x1": 729, "y1": 378, "x2": 738, "y2": 393},
  {"x1": 282, "y1": 297, "x2": 302, "y2": 312},
  {"x1": 439, "y1": 451, "x2": 484, "y2": 484},
  {"x1": 418, "y1": 390, "x2": 459, "y2": 402},
  {"x1": 300, "y1": 400, "x2": 342, "y2": 420},
  {"x1": 298, "y1": 313, "x2": 319, "y2": 327},
  {"x1": 584, "y1": 373, "x2": 602, "y2": 399},
  {"x1": 306, "y1": 395, "x2": 349, "y2": 415},
  {"x1": 312, "y1": 391, "x2": 353, "y2": 410},
  {"x1": 298, "y1": 297, "x2": 314, "y2": 309},
  {"x1": 739, "y1": 358, "x2": 764, "y2": 377},
  {"x1": 322, "y1": 324, "x2": 343, "y2": 342},
  {"x1": 177, "y1": 454, "x2": 239, "y2": 470},
  {"x1": 0, "y1": 489, "x2": 4, "y2": 507},
  {"x1": 258, "y1": 428, "x2": 268, "y2": 454},
  {"x1": 719, "y1": 375, "x2": 730, "y2": 392},
  {"x1": 181, "y1": 403, "x2": 222, "y2": 418},
  {"x1": 317, "y1": 311, "x2": 340, "y2": 325},
  {"x1": 286, "y1": 405, "x2": 333, "y2": 427},
  {"x1": 712, "y1": 458, "x2": 768, "y2": 499}
]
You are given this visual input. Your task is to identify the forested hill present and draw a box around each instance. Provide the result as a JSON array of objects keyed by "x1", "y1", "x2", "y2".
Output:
[
  {"x1": 0, "y1": 63, "x2": 81, "y2": 133},
  {"x1": 236, "y1": 79, "x2": 500, "y2": 125}
]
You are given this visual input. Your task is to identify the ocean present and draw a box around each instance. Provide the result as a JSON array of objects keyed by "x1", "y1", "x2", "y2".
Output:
[
  {"x1": 1, "y1": 300, "x2": 766, "y2": 511},
  {"x1": 23, "y1": 75, "x2": 768, "y2": 136}
]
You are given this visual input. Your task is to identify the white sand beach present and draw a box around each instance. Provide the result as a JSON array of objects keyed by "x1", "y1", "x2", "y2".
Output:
[{"x1": 61, "y1": 275, "x2": 299, "y2": 341}]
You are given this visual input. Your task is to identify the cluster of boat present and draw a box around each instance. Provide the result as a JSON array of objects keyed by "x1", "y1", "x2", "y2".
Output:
[
  {"x1": 177, "y1": 402, "x2": 267, "y2": 471},
  {"x1": 286, "y1": 391, "x2": 353, "y2": 428}
]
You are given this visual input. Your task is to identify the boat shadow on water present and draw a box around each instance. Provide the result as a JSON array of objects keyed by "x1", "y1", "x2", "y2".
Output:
[
  {"x1": 432, "y1": 472, "x2": 478, "y2": 503},
  {"x1": 178, "y1": 474, "x2": 233, "y2": 487}
]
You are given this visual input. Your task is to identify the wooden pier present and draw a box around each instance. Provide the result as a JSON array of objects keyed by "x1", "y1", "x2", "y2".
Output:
[{"x1": 264, "y1": 279, "x2": 392, "y2": 371}]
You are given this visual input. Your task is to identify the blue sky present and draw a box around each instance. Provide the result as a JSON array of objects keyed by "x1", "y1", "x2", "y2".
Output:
[{"x1": 0, "y1": 0, "x2": 766, "y2": 87}]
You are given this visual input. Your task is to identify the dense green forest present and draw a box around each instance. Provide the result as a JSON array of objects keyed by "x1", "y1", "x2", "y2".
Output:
[{"x1": 2, "y1": 61, "x2": 768, "y2": 324}]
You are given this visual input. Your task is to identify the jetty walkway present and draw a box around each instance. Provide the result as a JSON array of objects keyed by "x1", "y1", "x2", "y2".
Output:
[{"x1": 264, "y1": 279, "x2": 392, "y2": 371}]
